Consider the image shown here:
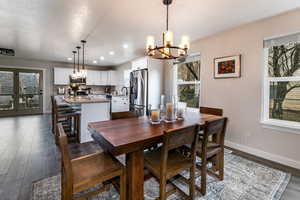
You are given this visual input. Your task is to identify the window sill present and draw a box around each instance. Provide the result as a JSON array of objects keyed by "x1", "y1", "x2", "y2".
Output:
[{"x1": 260, "y1": 119, "x2": 300, "y2": 135}]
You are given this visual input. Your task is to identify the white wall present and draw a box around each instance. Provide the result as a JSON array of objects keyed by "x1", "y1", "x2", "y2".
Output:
[{"x1": 164, "y1": 9, "x2": 300, "y2": 169}]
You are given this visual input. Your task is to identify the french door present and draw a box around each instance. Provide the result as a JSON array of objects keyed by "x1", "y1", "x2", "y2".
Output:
[{"x1": 0, "y1": 68, "x2": 43, "y2": 116}]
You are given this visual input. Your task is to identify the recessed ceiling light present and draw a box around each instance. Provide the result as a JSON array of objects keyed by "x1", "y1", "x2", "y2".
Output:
[
  {"x1": 67, "y1": 57, "x2": 72, "y2": 61},
  {"x1": 109, "y1": 51, "x2": 115, "y2": 55},
  {"x1": 100, "y1": 56, "x2": 104, "y2": 60},
  {"x1": 93, "y1": 60, "x2": 98, "y2": 64},
  {"x1": 123, "y1": 44, "x2": 128, "y2": 49}
]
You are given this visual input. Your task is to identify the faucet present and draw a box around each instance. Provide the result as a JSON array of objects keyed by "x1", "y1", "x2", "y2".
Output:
[{"x1": 121, "y1": 87, "x2": 128, "y2": 96}]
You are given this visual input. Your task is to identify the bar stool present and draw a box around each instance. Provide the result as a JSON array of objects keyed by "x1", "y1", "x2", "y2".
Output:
[{"x1": 52, "y1": 96, "x2": 81, "y2": 144}]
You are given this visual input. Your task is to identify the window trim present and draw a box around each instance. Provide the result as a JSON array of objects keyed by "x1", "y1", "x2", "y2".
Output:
[
  {"x1": 261, "y1": 48, "x2": 300, "y2": 132},
  {"x1": 173, "y1": 63, "x2": 201, "y2": 109}
]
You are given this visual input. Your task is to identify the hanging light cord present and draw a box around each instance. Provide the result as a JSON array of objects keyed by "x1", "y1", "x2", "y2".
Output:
[
  {"x1": 77, "y1": 47, "x2": 81, "y2": 72},
  {"x1": 82, "y1": 41, "x2": 85, "y2": 70},
  {"x1": 72, "y1": 51, "x2": 76, "y2": 73}
]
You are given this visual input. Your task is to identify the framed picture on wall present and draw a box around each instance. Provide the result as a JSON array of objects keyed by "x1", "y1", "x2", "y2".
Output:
[{"x1": 214, "y1": 55, "x2": 241, "y2": 78}]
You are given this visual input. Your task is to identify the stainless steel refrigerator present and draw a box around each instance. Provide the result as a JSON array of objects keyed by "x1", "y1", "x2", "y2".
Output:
[{"x1": 129, "y1": 69, "x2": 148, "y2": 115}]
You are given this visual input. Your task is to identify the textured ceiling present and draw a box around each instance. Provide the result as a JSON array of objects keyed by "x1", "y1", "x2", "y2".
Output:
[{"x1": 0, "y1": 0, "x2": 299, "y2": 67}]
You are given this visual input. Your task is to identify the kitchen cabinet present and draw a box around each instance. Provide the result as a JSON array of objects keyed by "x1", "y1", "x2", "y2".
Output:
[
  {"x1": 54, "y1": 68, "x2": 117, "y2": 86},
  {"x1": 111, "y1": 96, "x2": 129, "y2": 112},
  {"x1": 100, "y1": 71, "x2": 108, "y2": 85},
  {"x1": 87, "y1": 70, "x2": 108, "y2": 86},
  {"x1": 54, "y1": 68, "x2": 73, "y2": 85},
  {"x1": 86, "y1": 70, "x2": 100, "y2": 85},
  {"x1": 107, "y1": 71, "x2": 117, "y2": 86}
]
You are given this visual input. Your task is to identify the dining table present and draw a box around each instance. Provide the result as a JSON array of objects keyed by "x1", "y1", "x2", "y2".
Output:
[{"x1": 88, "y1": 111, "x2": 222, "y2": 200}]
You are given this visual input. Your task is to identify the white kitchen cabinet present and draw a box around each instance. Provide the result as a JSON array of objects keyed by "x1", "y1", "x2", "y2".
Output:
[
  {"x1": 54, "y1": 67, "x2": 73, "y2": 85},
  {"x1": 111, "y1": 96, "x2": 129, "y2": 112},
  {"x1": 87, "y1": 70, "x2": 106, "y2": 86},
  {"x1": 100, "y1": 71, "x2": 108, "y2": 85},
  {"x1": 86, "y1": 70, "x2": 96, "y2": 85},
  {"x1": 93, "y1": 71, "x2": 102, "y2": 85},
  {"x1": 107, "y1": 71, "x2": 117, "y2": 86}
]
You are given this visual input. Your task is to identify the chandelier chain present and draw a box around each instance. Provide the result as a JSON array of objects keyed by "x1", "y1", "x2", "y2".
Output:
[{"x1": 166, "y1": 3, "x2": 169, "y2": 31}]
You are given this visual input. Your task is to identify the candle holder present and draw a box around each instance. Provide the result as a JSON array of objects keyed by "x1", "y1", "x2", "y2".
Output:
[
  {"x1": 164, "y1": 103, "x2": 176, "y2": 123},
  {"x1": 150, "y1": 109, "x2": 161, "y2": 124},
  {"x1": 176, "y1": 102, "x2": 187, "y2": 120}
]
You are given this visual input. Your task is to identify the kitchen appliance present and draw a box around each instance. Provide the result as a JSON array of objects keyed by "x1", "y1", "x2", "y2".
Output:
[{"x1": 129, "y1": 69, "x2": 148, "y2": 115}]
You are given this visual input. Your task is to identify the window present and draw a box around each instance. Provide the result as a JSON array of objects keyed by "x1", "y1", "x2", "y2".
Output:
[
  {"x1": 262, "y1": 33, "x2": 300, "y2": 130},
  {"x1": 174, "y1": 57, "x2": 201, "y2": 108}
]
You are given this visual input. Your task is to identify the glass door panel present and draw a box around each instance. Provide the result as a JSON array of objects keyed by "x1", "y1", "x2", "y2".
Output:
[
  {"x1": 17, "y1": 71, "x2": 43, "y2": 113},
  {"x1": 0, "y1": 70, "x2": 15, "y2": 112}
]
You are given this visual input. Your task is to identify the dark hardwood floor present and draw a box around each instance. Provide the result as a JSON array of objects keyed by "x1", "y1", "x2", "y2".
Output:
[
  {"x1": 0, "y1": 114, "x2": 101, "y2": 200},
  {"x1": 0, "y1": 114, "x2": 299, "y2": 200}
]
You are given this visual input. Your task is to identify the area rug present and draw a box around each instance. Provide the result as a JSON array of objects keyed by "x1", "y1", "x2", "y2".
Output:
[{"x1": 32, "y1": 151, "x2": 290, "y2": 200}]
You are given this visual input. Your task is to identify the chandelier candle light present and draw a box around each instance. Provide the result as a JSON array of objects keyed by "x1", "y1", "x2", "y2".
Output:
[{"x1": 146, "y1": 0, "x2": 190, "y2": 59}]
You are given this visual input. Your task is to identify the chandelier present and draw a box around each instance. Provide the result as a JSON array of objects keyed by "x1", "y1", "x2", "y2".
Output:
[
  {"x1": 146, "y1": 0, "x2": 190, "y2": 59},
  {"x1": 70, "y1": 40, "x2": 87, "y2": 79}
]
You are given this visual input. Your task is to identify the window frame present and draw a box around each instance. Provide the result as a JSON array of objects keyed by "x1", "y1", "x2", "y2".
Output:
[
  {"x1": 173, "y1": 60, "x2": 201, "y2": 111},
  {"x1": 261, "y1": 48, "x2": 300, "y2": 133}
]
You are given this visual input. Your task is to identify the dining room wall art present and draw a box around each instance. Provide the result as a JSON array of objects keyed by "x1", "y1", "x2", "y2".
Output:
[{"x1": 214, "y1": 55, "x2": 241, "y2": 78}]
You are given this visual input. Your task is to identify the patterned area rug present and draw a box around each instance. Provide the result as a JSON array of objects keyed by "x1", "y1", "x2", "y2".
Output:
[{"x1": 32, "y1": 151, "x2": 290, "y2": 200}]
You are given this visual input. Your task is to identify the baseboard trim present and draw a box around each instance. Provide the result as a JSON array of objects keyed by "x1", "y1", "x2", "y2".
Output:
[{"x1": 225, "y1": 140, "x2": 300, "y2": 170}]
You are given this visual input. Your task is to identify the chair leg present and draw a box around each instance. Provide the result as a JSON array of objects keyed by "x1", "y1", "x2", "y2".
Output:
[
  {"x1": 219, "y1": 151, "x2": 224, "y2": 180},
  {"x1": 159, "y1": 178, "x2": 166, "y2": 200},
  {"x1": 120, "y1": 170, "x2": 126, "y2": 200},
  {"x1": 55, "y1": 120, "x2": 59, "y2": 145},
  {"x1": 189, "y1": 166, "x2": 196, "y2": 199},
  {"x1": 61, "y1": 170, "x2": 72, "y2": 200},
  {"x1": 200, "y1": 160, "x2": 207, "y2": 195},
  {"x1": 76, "y1": 115, "x2": 80, "y2": 143}
]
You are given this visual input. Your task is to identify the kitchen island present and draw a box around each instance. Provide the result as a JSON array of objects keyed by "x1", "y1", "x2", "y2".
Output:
[{"x1": 57, "y1": 96, "x2": 111, "y2": 143}]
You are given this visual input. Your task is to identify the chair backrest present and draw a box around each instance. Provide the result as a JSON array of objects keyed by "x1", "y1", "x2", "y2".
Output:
[
  {"x1": 111, "y1": 111, "x2": 139, "y2": 120},
  {"x1": 57, "y1": 123, "x2": 73, "y2": 186},
  {"x1": 201, "y1": 117, "x2": 228, "y2": 155},
  {"x1": 160, "y1": 125, "x2": 199, "y2": 175},
  {"x1": 200, "y1": 107, "x2": 223, "y2": 116}
]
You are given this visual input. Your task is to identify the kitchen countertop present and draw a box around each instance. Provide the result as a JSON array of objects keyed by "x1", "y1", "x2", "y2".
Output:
[{"x1": 63, "y1": 96, "x2": 110, "y2": 104}]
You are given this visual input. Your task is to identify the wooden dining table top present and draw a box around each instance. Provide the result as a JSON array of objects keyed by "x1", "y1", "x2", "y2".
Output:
[{"x1": 88, "y1": 112, "x2": 222, "y2": 156}]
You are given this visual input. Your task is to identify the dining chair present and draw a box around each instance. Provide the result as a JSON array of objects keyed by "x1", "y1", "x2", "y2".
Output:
[
  {"x1": 199, "y1": 107, "x2": 223, "y2": 116},
  {"x1": 111, "y1": 111, "x2": 139, "y2": 120},
  {"x1": 199, "y1": 106, "x2": 223, "y2": 170},
  {"x1": 196, "y1": 117, "x2": 228, "y2": 195},
  {"x1": 144, "y1": 125, "x2": 199, "y2": 200},
  {"x1": 57, "y1": 123, "x2": 126, "y2": 200}
]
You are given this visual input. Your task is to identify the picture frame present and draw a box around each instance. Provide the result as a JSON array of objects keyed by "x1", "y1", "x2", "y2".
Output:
[{"x1": 214, "y1": 55, "x2": 241, "y2": 78}]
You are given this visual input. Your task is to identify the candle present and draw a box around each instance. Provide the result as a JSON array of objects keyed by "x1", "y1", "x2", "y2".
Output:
[
  {"x1": 151, "y1": 110, "x2": 160, "y2": 122},
  {"x1": 160, "y1": 95, "x2": 165, "y2": 105},
  {"x1": 166, "y1": 103, "x2": 173, "y2": 120},
  {"x1": 177, "y1": 108, "x2": 184, "y2": 119}
]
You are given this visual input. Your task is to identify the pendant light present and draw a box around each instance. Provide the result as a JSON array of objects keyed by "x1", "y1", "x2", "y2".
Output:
[
  {"x1": 72, "y1": 50, "x2": 76, "y2": 74},
  {"x1": 76, "y1": 46, "x2": 83, "y2": 78},
  {"x1": 81, "y1": 40, "x2": 87, "y2": 77},
  {"x1": 146, "y1": 0, "x2": 189, "y2": 59}
]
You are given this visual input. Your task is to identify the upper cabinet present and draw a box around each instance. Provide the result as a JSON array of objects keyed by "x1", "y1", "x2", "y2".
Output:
[
  {"x1": 54, "y1": 68, "x2": 117, "y2": 86},
  {"x1": 107, "y1": 71, "x2": 117, "y2": 86},
  {"x1": 86, "y1": 70, "x2": 100, "y2": 85},
  {"x1": 54, "y1": 68, "x2": 73, "y2": 85}
]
